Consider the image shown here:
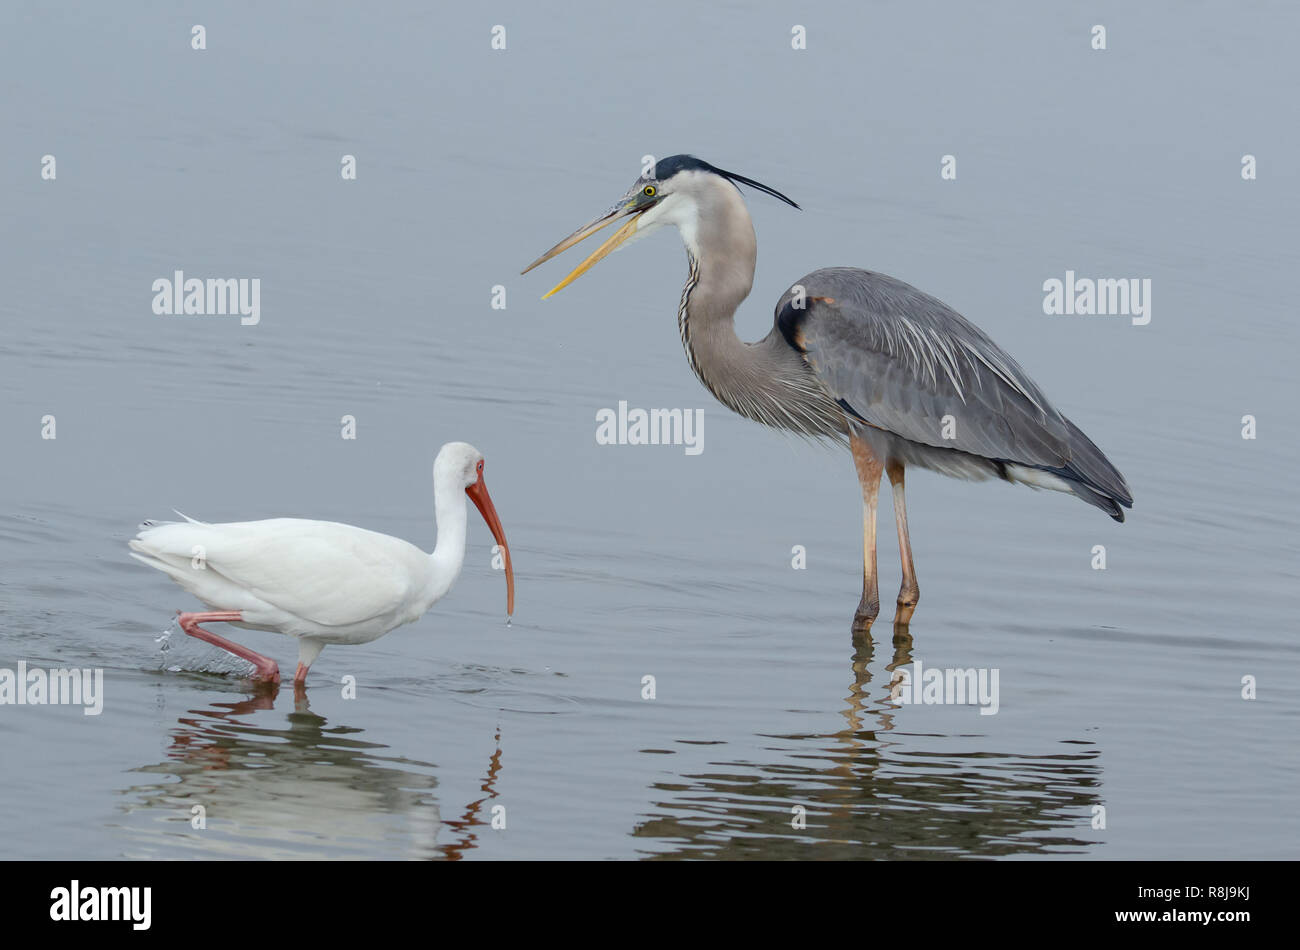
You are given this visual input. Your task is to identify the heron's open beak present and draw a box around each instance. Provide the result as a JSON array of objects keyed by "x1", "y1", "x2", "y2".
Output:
[
  {"x1": 521, "y1": 197, "x2": 647, "y2": 298},
  {"x1": 466, "y1": 474, "x2": 515, "y2": 618}
]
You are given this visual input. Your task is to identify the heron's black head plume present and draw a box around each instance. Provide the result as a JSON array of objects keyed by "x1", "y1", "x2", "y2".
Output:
[{"x1": 651, "y1": 154, "x2": 801, "y2": 210}]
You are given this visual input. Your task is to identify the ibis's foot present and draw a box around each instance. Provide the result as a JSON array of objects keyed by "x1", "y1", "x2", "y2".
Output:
[
  {"x1": 251, "y1": 661, "x2": 281, "y2": 685},
  {"x1": 851, "y1": 596, "x2": 880, "y2": 635}
]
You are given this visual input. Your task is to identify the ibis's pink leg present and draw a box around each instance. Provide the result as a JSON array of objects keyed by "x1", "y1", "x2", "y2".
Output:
[
  {"x1": 177, "y1": 611, "x2": 281, "y2": 683},
  {"x1": 294, "y1": 663, "x2": 309, "y2": 686}
]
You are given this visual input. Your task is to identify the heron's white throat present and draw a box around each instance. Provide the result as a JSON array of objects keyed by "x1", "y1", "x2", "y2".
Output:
[{"x1": 630, "y1": 190, "x2": 701, "y2": 259}]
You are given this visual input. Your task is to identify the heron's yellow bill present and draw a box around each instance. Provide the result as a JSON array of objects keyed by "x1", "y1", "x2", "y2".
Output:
[{"x1": 521, "y1": 205, "x2": 643, "y2": 298}]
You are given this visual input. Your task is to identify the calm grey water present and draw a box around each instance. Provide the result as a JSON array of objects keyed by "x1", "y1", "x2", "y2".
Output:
[{"x1": 2, "y1": 2, "x2": 1297, "y2": 859}]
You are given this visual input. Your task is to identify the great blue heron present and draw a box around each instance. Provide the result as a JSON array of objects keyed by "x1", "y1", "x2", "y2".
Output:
[{"x1": 523, "y1": 155, "x2": 1132, "y2": 632}]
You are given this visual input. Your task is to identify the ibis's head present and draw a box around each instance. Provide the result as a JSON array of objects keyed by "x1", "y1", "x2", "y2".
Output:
[
  {"x1": 435, "y1": 441, "x2": 514, "y2": 617},
  {"x1": 521, "y1": 154, "x2": 799, "y2": 298}
]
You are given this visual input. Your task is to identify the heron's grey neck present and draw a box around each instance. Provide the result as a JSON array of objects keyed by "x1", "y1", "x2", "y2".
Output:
[
  {"x1": 427, "y1": 479, "x2": 468, "y2": 604},
  {"x1": 677, "y1": 187, "x2": 846, "y2": 440}
]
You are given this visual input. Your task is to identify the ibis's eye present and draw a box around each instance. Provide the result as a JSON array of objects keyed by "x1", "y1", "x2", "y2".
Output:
[
  {"x1": 476, "y1": 461, "x2": 483, "y2": 473},
  {"x1": 643, "y1": 185, "x2": 656, "y2": 197}
]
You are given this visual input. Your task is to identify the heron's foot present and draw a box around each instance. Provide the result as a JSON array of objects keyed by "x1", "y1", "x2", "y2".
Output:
[
  {"x1": 851, "y1": 595, "x2": 880, "y2": 635},
  {"x1": 895, "y1": 587, "x2": 919, "y2": 625}
]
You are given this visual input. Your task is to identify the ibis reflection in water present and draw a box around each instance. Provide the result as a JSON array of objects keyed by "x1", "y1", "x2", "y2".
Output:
[{"x1": 525, "y1": 155, "x2": 1132, "y2": 632}]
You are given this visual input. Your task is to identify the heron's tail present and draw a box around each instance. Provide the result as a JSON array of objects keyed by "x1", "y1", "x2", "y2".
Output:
[{"x1": 1053, "y1": 417, "x2": 1133, "y2": 522}]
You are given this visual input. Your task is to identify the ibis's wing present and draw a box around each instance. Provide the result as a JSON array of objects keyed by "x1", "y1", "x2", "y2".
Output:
[{"x1": 132, "y1": 518, "x2": 421, "y2": 627}]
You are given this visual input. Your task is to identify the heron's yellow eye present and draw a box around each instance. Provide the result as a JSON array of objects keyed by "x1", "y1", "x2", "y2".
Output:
[{"x1": 643, "y1": 185, "x2": 656, "y2": 197}]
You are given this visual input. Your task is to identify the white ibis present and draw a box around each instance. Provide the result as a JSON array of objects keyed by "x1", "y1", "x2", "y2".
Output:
[{"x1": 129, "y1": 442, "x2": 514, "y2": 686}]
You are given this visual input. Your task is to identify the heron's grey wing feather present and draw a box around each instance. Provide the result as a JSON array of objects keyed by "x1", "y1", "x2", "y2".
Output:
[
  {"x1": 1058, "y1": 416, "x2": 1133, "y2": 506},
  {"x1": 779, "y1": 268, "x2": 1072, "y2": 467}
]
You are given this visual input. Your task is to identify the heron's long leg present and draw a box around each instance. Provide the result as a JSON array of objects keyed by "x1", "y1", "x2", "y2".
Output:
[
  {"x1": 887, "y1": 460, "x2": 919, "y2": 623},
  {"x1": 849, "y1": 434, "x2": 884, "y2": 634},
  {"x1": 177, "y1": 611, "x2": 281, "y2": 683}
]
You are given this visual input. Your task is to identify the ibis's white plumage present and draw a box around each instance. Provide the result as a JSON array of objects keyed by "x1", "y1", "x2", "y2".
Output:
[
  {"x1": 129, "y1": 441, "x2": 515, "y2": 685},
  {"x1": 131, "y1": 518, "x2": 438, "y2": 637}
]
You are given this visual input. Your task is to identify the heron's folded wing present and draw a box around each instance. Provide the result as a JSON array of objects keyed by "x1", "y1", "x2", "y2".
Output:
[{"x1": 780, "y1": 267, "x2": 1073, "y2": 467}]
